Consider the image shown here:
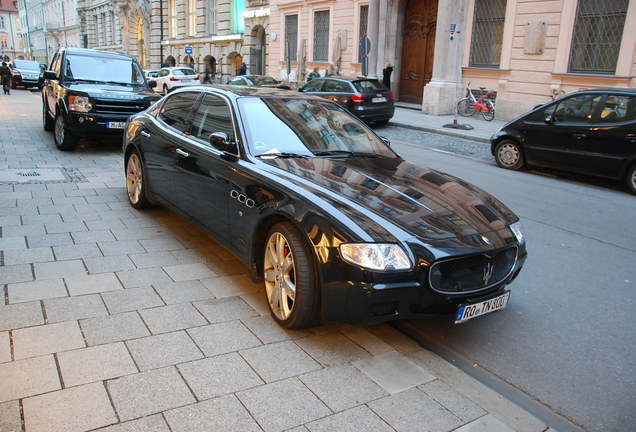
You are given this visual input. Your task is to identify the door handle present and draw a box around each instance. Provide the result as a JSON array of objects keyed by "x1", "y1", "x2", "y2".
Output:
[
  {"x1": 573, "y1": 133, "x2": 586, "y2": 139},
  {"x1": 140, "y1": 131, "x2": 150, "y2": 138},
  {"x1": 625, "y1": 137, "x2": 636, "y2": 143},
  {"x1": 176, "y1": 148, "x2": 190, "y2": 157}
]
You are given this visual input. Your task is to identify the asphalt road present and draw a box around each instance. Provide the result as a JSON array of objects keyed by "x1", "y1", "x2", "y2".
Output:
[{"x1": 377, "y1": 125, "x2": 636, "y2": 432}]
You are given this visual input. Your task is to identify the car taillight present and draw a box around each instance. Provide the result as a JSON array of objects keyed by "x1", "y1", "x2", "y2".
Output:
[
  {"x1": 391, "y1": 92, "x2": 395, "y2": 101},
  {"x1": 169, "y1": 77, "x2": 180, "y2": 81},
  {"x1": 351, "y1": 94, "x2": 365, "y2": 103}
]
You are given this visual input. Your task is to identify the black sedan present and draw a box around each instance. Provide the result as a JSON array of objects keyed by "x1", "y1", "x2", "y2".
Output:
[
  {"x1": 299, "y1": 77, "x2": 395, "y2": 125},
  {"x1": 491, "y1": 88, "x2": 636, "y2": 194},
  {"x1": 123, "y1": 85, "x2": 526, "y2": 329},
  {"x1": 226, "y1": 75, "x2": 292, "y2": 90}
]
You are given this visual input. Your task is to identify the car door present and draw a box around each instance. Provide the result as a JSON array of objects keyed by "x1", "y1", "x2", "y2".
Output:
[
  {"x1": 585, "y1": 94, "x2": 636, "y2": 179},
  {"x1": 172, "y1": 92, "x2": 237, "y2": 244},
  {"x1": 320, "y1": 79, "x2": 352, "y2": 109},
  {"x1": 521, "y1": 93, "x2": 601, "y2": 172}
]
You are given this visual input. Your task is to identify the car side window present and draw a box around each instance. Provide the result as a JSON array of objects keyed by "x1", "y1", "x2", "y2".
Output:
[
  {"x1": 324, "y1": 80, "x2": 350, "y2": 93},
  {"x1": 600, "y1": 95, "x2": 636, "y2": 123},
  {"x1": 228, "y1": 77, "x2": 244, "y2": 85},
  {"x1": 552, "y1": 94, "x2": 600, "y2": 123},
  {"x1": 158, "y1": 92, "x2": 200, "y2": 132},
  {"x1": 302, "y1": 79, "x2": 324, "y2": 92},
  {"x1": 190, "y1": 94, "x2": 235, "y2": 145},
  {"x1": 159, "y1": 69, "x2": 169, "y2": 77}
]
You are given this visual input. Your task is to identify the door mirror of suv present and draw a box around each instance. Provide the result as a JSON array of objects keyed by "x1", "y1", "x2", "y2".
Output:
[
  {"x1": 209, "y1": 132, "x2": 237, "y2": 154},
  {"x1": 545, "y1": 115, "x2": 553, "y2": 124},
  {"x1": 43, "y1": 70, "x2": 57, "y2": 80}
]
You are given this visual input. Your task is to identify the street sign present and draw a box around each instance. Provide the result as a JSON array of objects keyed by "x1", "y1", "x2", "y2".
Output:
[{"x1": 185, "y1": 46, "x2": 193, "y2": 55}]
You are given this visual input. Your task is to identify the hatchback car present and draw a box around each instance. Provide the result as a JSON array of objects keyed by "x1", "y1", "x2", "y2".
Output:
[
  {"x1": 299, "y1": 77, "x2": 394, "y2": 125},
  {"x1": 10, "y1": 59, "x2": 44, "y2": 89},
  {"x1": 153, "y1": 67, "x2": 200, "y2": 94},
  {"x1": 123, "y1": 85, "x2": 526, "y2": 329},
  {"x1": 226, "y1": 75, "x2": 292, "y2": 90},
  {"x1": 491, "y1": 88, "x2": 636, "y2": 194},
  {"x1": 144, "y1": 69, "x2": 159, "y2": 81}
]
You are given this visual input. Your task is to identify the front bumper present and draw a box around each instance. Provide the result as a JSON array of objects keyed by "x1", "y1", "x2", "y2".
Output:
[{"x1": 68, "y1": 112, "x2": 132, "y2": 137}]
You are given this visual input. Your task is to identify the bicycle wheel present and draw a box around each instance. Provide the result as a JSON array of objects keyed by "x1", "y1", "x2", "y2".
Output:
[
  {"x1": 457, "y1": 98, "x2": 476, "y2": 117},
  {"x1": 481, "y1": 100, "x2": 495, "y2": 121}
]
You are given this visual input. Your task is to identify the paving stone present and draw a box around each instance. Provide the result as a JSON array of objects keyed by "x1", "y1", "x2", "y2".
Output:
[
  {"x1": 13, "y1": 321, "x2": 85, "y2": 360},
  {"x1": 139, "y1": 237, "x2": 186, "y2": 252},
  {"x1": 341, "y1": 327, "x2": 395, "y2": 356},
  {"x1": 8, "y1": 278, "x2": 67, "y2": 304},
  {"x1": 0, "y1": 263, "x2": 34, "y2": 285},
  {"x1": 58, "y1": 342, "x2": 138, "y2": 387},
  {"x1": 163, "y1": 262, "x2": 217, "y2": 282},
  {"x1": 3, "y1": 246, "x2": 54, "y2": 265},
  {"x1": 241, "y1": 340, "x2": 321, "y2": 383},
  {"x1": 300, "y1": 363, "x2": 389, "y2": 412},
  {"x1": 295, "y1": 333, "x2": 372, "y2": 367},
  {"x1": 241, "y1": 315, "x2": 312, "y2": 344},
  {"x1": 27, "y1": 232, "x2": 74, "y2": 248},
  {"x1": 0, "y1": 400, "x2": 22, "y2": 432},
  {"x1": 152, "y1": 280, "x2": 215, "y2": 304},
  {"x1": 111, "y1": 226, "x2": 173, "y2": 241},
  {"x1": 34, "y1": 259, "x2": 87, "y2": 280},
  {"x1": 164, "y1": 395, "x2": 262, "y2": 432},
  {"x1": 201, "y1": 274, "x2": 259, "y2": 298},
  {"x1": 306, "y1": 405, "x2": 392, "y2": 432},
  {"x1": 0, "y1": 236, "x2": 27, "y2": 251},
  {"x1": 23, "y1": 382, "x2": 118, "y2": 432},
  {"x1": 170, "y1": 247, "x2": 218, "y2": 264},
  {"x1": 101, "y1": 287, "x2": 165, "y2": 314},
  {"x1": 0, "y1": 301, "x2": 44, "y2": 332},
  {"x1": 239, "y1": 291, "x2": 271, "y2": 317},
  {"x1": 21, "y1": 213, "x2": 62, "y2": 225},
  {"x1": 3, "y1": 223, "x2": 46, "y2": 237},
  {"x1": 206, "y1": 256, "x2": 248, "y2": 277},
  {"x1": 126, "y1": 331, "x2": 203, "y2": 371},
  {"x1": 0, "y1": 355, "x2": 61, "y2": 403},
  {"x1": 366, "y1": 324, "x2": 422, "y2": 354},
  {"x1": 368, "y1": 388, "x2": 463, "y2": 432},
  {"x1": 44, "y1": 220, "x2": 88, "y2": 234},
  {"x1": 116, "y1": 266, "x2": 173, "y2": 288},
  {"x1": 237, "y1": 378, "x2": 331, "y2": 432},
  {"x1": 107, "y1": 367, "x2": 196, "y2": 421},
  {"x1": 65, "y1": 272, "x2": 124, "y2": 296},
  {"x1": 453, "y1": 414, "x2": 515, "y2": 432},
  {"x1": 85, "y1": 218, "x2": 127, "y2": 230},
  {"x1": 0, "y1": 332, "x2": 10, "y2": 363},
  {"x1": 419, "y1": 380, "x2": 486, "y2": 423},
  {"x1": 98, "y1": 239, "x2": 146, "y2": 256},
  {"x1": 129, "y1": 251, "x2": 178, "y2": 268},
  {"x1": 139, "y1": 303, "x2": 208, "y2": 334},
  {"x1": 193, "y1": 297, "x2": 258, "y2": 323},
  {"x1": 80, "y1": 312, "x2": 151, "y2": 346},
  {"x1": 53, "y1": 242, "x2": 103, "y2": 260},
  {"x1": 120, "y1": 217, "x2": 164, "y2": 229},
  {"x1": 43, "y1": 294, "x2": 109, "y2": 323},
  {"x1": 188, "y1": 320, "x2": 262, "y2": 357},
  {"x1": 354, "y1": 351, "x2": 435, "y2": 395},
  {"x1": 92, "y1": 414, "x2": 171, "y2": 432},
  {"x1": 84, "y1": 255, "x2": 136, "y2": 274}
]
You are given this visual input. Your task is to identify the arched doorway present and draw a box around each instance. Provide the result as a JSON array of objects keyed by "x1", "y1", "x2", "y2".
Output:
[
  {"x1": 399, "y1": 0, "x2": 437, "y2": 104},
  {"x1": 250, "y1": 26, "x2": 266, "y2": 75},
  {"x1": 203, "y1": 55, "x2": 217, "y2": 82},
  {"x1": 233, "y1": 54, "x2": 243, "y2": 75}
]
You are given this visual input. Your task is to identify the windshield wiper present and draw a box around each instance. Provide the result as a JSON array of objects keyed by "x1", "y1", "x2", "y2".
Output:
[
  {"x1": 313, "y1": 150, "x2": 382, "y2": 158},
  {"x1": 256, "y1": 152, "x2": 310, "y2": 159}
]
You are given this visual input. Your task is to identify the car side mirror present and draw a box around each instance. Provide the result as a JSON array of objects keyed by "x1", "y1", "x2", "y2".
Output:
[
  {"x1": 545, "y1": 115, "x2": 553, "y2": 124},
  {"x1": 43, "y1": 70, "x2": 57, "y2": 80},
  {"x1": 380, "y1": 136, "x2": 391, "y2": 147},
  {"x1": 209, "y1": 132, "x2": 237, "y2": 154},
  {"x1": 148, "y1": 79, "x2": 157, "y2": 89}
]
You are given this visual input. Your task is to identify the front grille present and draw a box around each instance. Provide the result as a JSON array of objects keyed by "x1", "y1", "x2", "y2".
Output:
[
  {"x1": 429, "y1": 246, "x2": 518, "y2": 294},
  {"x1": 93, "y1": 99, "x2": 151, "y2": 116}
]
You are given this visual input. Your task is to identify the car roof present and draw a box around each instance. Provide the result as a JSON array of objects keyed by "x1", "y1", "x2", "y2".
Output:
[
  {"x1": 173, "y1": 84, "x2": 324, "y2": 101},
  {"x1": 59, "y1": 47, "x2": 133, "y2": 59},
  {"x1": 317, "y1": 76, "x2": 379, "y2": 82},
  {"x1": 570, "y1": 88, "x2": 635, "y2": 95}
]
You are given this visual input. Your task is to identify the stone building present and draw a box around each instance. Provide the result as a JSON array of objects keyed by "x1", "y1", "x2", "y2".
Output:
[
  {"x1": 0, "y1": 0, "x2": 23, "y2": 61},
  {"x1": 42, "y1": 0, "x2": 80, "y2": 61}
]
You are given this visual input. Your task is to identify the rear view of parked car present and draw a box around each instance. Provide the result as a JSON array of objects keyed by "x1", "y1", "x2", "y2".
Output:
[
  {"x1": 153, "y1": 67, "x2": 200, "y2": 94},
  {"x1": 300, "y1": 77, "x2": 395, "y2": 125}
]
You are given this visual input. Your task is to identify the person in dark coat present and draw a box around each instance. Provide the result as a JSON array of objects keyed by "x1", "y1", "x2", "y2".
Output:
[
  {"x1": 382, "y1": 61, "x2": 393, "y2": 89},
  {"x1": 0, "y1": 62, "x2": 12, "y2": 94},
  {"x1": 239, "y1": 62, "x2": 247, "y2": 75}
]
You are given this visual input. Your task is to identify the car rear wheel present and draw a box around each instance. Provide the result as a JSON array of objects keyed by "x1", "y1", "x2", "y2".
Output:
[
  {"x1": 263, "y1": 223, "x2": 319, "y2": 329},
  {"x1": 42, "y1": 101, "x2": 54, "y2": 132},
  {"x1": 626, "y1": 164, "x2": 636, "y2": 195},
  {"x1": 163, "y1": 84, "x2": 169, "y2": 95},
  {"x1": 54, "y1": 112, "x2": 78, "y2": 151},
  {"x1": 125, "y1": 150, "x2": 151, "y2": 209},
  {"x1": 494, "y1": 140, "x2": 524, "y2": 170}
]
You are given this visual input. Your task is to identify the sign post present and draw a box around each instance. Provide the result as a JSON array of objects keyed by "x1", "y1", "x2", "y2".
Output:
[
  {"x1": 185, "y1": 46, "x2": 193, "y2": 55},
  {"x1": 359, "y1": 36, "x2": 371, "y2": 77},
  {"x1": 443, "y1": 25, "x2": 473, "y2": 130}
]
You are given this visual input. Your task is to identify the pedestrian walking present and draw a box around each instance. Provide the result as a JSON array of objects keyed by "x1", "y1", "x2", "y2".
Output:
[
  {"x1": 382, "y1": 61, "x2": 393, "y2": 89},
  {"x1": 307, "y1": 67, "x2": 320, "y2": 82},
  {"x1": 239, "y1": 62, "x2": 247, "y2": 75},
  {"x1": 0, "y1": 62, "x2": 12, "y2": 94}
]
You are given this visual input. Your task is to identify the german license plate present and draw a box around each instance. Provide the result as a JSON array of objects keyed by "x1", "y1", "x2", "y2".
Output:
[
  {"x1": 107, "y1": 122, "x2": 126, "y2": 129},
  {"x1": 372, "y1": 97, "x2": 387, "y2": 103},
  {"x1": 182, "y1": 79, "x2": 192, "y2": 83},
  {"x1": 454, "y1": 291, "x2": 510, "y2": 324}
]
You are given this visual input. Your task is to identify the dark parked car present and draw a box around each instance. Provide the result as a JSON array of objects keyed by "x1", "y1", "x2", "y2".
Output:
[
  {"x1": 10, "y1": 59, "x2": 44, "y2": 89},
  {"x1": 226, "y1": 75, "x2": 292, "y2": 90},
  {"x1": 42, "y1": 47, "x2": 162, "y2": 151},
  {"x1": 491, "y1": 88, "x2": 636, "y2": 194},
  {"x1": 299, "y1": 77, "x2": 394, "y2": 125},
  {"x1": 123, "y1": 85, "x2": 526, "y2": 329}
]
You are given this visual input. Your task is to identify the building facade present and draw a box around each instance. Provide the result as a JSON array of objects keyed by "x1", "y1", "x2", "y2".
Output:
[
  {"x1": 43, "y1": 0, "x2": 80, "y2": 62},
  {"x1": 0, "y1": 0, "x2": 23, "y2": 61}
]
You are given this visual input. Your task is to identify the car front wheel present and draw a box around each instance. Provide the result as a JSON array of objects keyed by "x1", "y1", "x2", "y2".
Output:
[
  {"x1": 43, "y1": 101, "x2": 54, "y2": 131},
  {"x1": 125, "y1": 150, "x2": 151, "y2": 209},
  {"x1": 494, "y1": 140, "x2": 524, "y2": 170},
  {"x1": 54, "y1": 112, "x2": 78, "y2": 151},
  {"x1": 263, "y1": 223, "x2": 319, "y2": 329},
  {"x1": 626, "y1": 164, "x2": 636, "y2": 195}
]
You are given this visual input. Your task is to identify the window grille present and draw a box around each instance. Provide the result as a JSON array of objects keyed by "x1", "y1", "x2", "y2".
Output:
[
  {"x1": 469, "y1": 0, "x2": 506, "y2": 68},
  {"x1": 313, "y1": 10, "x2": 329, "y2": 62},
  {"x1": 208, "y1": 0, "x2": 217, "y2": 34},
  {"x1": 358, "y1": 5, "x2": 369, "y2": 63},
  {"x1": 285, "y1": 15, "x2": 298, "y2": 61},
  {"x1": 568, "y1": 0, "x2": 628, "y2": 75}
]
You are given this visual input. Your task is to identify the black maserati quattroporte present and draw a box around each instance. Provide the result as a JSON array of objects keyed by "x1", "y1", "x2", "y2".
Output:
[{"x1": 123, "y1": 85, "x2": 526, "y2": 329}]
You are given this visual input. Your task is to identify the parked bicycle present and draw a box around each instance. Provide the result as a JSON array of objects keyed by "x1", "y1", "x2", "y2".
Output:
[{"x1": 457, "y1": 83, "x2": 496, "y2": 121}]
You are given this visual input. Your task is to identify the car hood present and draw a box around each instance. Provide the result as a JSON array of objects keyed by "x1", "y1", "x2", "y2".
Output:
[
  {"x1": 263, "y1": 157, "x2": 519, "y2": 249},
  {"x1": 64, "y1": 83, "x2": 159, "y2": 99}
]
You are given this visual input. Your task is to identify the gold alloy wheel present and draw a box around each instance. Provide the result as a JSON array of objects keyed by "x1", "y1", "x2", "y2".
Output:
[
  {"x1": 264, "y1": 231, "x2": 297, "y2": 321},
  {"x1": 126, "y1": 153, "x2": 144, "y2": 205}
]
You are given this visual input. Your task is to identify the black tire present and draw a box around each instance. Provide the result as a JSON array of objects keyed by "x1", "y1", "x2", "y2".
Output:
[
  {"x1": 481, "y1": 100, "x2": 495, "y2": 121},
  {"x1": 457, "y1": 98, "x2": 476, "y2": 117},
  {"x1": 43, "y1": 101, "x2": 54, "y2": 132},
  {"x1": 125, "y1": 149, "x2": 151, "y2": 209},
  {"x1": 626, "y1": 164, "x2": 636, "y2": 195},
  {"x1": 374, "y1": 119, "x2": 390, "y2": 126},
  {"x1": 53, "y1": 112, "x2": 78, "y2": 151},
  {"x1": 494, "y1": 140, "x2": 524, "y2": 170},
  {"x1": 263, "y1": 223, "x2": 319, "y2": 329}
]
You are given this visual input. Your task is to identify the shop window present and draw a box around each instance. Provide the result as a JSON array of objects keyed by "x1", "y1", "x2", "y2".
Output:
[{"x1": 469, "y1": 0, "x2": 506, "y2": 68}]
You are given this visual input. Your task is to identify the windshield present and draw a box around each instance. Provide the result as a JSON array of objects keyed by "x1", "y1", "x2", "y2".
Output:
[
  {"x1": 63, "y1": 54, "x2": 146, "y2": 85},
  {"x1": 13, "y1": 60, "x2": 41, "y2": 71},
  {"x1": 252, "y1": 76, "x2": 278, "y2": 85},
  {"x1": 172, "y1": 68, "x2": 197, "y2": 76},
  {"x1": 238, "y1": 98, "x2": 397, "y2": 159}
]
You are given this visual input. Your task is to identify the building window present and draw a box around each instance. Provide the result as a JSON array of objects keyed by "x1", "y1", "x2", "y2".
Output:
[
  {"x1": 568, "y1": 0, "x2": 629, "y2": 75},
  {"x1": 0, "y1": 16, "x2": 5, "y2": 29},
  {"x1": 313, "y1": 10, "x2": 329, "y2": 62},
  {"x1": 169, "y1": 0, "x2": 178, "y2": 38},
  {"x1": 469, "y1": 0, "x2": 506, "y2": 68},
  {"x1": 285, "y1": 14, "x2": 298, "y2": 61},
  {"x1": 358, "y1": 4, "x2": 368, "y2": 63},
  {"x1": 187, "y1": 0, "x2": 196, "y2": 36},
  {"x1": 208, "y1": 0, "x2": 217, "y2": 34}
]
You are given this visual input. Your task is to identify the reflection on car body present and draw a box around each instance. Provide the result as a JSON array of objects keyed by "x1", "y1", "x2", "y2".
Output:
[{"x1": 123, "y1": 85, "x2": 526, "y2": 329}]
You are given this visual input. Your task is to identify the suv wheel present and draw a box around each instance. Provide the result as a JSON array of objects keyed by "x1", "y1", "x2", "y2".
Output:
[
  {"x1": 43, "y1": 101, "x2": 54, "y2": 131},
  {"x1": 54, "y1": 112, "x2": 78, "y2": 151},
  {"x1": 627, "y1": 164, "x2": 636, "y2": 195}
]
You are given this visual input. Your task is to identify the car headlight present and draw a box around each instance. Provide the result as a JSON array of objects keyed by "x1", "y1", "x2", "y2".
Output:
[
  {"x1": 510, "y1": 221, "x2": 525, "y2": 244},
  {"x1": 69, "y1": 95, "x2": 92, "y2": 112},
  {"x1": 340, "y1": 243, "x2": 412, "y2": 271}
]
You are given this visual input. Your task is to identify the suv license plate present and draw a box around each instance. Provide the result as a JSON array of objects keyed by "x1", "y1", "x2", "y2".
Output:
[
  {"x1": 454, "y1": 291, "x2": 510, "y2": 324},
  {"x1": 372, "y1": 97, "x2": 387, "y2": 103},
  {"x1": 107, "y1": 122, "x2": 126, "y2": 129}
]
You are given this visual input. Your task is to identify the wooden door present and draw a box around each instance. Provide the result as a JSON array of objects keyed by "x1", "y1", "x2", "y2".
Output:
[{"x1": 399, "y1": 0, "x2": 437, "y2": 104}]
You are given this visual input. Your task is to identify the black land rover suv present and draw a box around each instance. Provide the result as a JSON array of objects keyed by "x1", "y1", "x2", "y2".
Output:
[{"x1": 42, "y1": 47, "x2": 161, "y2": 151}]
